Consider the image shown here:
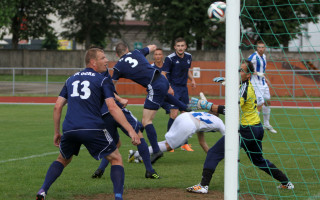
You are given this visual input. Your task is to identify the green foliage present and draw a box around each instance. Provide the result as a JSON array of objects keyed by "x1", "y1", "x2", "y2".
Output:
[
  {"x1": 0, "y1": 0, "x2": 17, "y2": 38},
  {"x1": 241, "y1": 0, "x2": 320, "y2": 49},
  {"x1": 0, "y1": 0, "x2": 58, "y2": 49},
  {"x1": 57, "y1": 0, "x2": 124, "y2": 49},
  {"x1": 42, "y1": 30, "x2": 60, "y2": 50},
  {"x1": 127, "y1": 0, "x2": 225, "y2": 50}
]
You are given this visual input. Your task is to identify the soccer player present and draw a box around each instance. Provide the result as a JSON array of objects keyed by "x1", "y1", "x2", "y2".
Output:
[
  {"x1": 248, "y1": 40, "x2": 277, "y2": 133},
  {"x1": 112, "y1": 43, "x2": 189, "y2": 164},
  {"x1": 186, "y1": 61, "x2": 294, "y2": 194},
  {"x1": 151, "y1": 48, "x2": 172, "y2": 116},
  {"x1": 128, "y1": 111, "x2": 225, "y2": 164},
  {"x1": 91, "y1": 69, "x2": 160, "y2": 179},
  {"x1": 162, "y1": 37, "x2": 196, "y2": 151},
  {"x1": 35, "y1": 48, "x2": 140, "y2": 200}
]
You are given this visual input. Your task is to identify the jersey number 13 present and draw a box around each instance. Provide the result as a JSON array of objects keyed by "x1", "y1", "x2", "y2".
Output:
[{"x1": 70, "y1": 80, "x2": 91, "y2": 99}]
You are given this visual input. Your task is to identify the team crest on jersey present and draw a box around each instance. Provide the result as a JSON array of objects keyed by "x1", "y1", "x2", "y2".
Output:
[
  {"x1": 187, "y1": 60, "x2": 190, "y2": 64},
  {"x1": 176, "y1": 61, "x2": 179, "y2": 64}
]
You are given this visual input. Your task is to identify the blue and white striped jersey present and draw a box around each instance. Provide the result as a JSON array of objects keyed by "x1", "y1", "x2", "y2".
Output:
[{"x1": 248, "y1": 51, "x2": 267, "y2": 86}]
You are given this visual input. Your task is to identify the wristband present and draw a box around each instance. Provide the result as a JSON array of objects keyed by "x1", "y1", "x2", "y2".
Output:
[{"x1": 218, "y1": 105, "x2": 225, "y2": 115}]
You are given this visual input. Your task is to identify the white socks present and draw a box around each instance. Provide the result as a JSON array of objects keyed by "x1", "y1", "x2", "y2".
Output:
[
  {"x1": 262, "y1": 105, "x2": 271, "y2": 126},
  {"x1": 158, "y1": 141, "x2": 168, "y2": 152}
]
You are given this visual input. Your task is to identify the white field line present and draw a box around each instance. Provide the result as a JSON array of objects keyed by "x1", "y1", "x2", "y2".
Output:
[
  {"x1": 0, "y1": 147, "x2": 85, "y2": 164},
  {"x1": 0, "y1": 151, "x2": 60, "y2": 163}
]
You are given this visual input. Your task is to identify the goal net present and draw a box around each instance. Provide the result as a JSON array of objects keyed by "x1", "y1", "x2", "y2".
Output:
[{"x1": 238, "y1": 1, "x2": 320, "y2": 199}]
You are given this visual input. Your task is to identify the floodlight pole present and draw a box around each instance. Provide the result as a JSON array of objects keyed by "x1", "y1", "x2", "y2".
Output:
[{"x1": 224, "y1": 0, "x2": 240, "y2": 200}]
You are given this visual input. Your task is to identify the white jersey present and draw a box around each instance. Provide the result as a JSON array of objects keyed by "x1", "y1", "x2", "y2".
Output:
[
  {"x1": 248, "y1": 51, "x2": 267, "y2": 88},
  {"x1": 165, "y1": 112, "x2": 225, "y2": 149}
]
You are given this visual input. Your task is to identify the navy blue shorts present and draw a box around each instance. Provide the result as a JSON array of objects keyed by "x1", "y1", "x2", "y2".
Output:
[
  {"x1": 144, "y1": 75, "x2": 169, "y2": 110},
  {"x1": 103, "y1": 108, "x2": 143, "y2": 141},
  {"x1": 171, "y1": 85, "x2": 189, "y2": 110},
  {"x1": 59, "y1": 129, "x2": 117, "y2": 160}
]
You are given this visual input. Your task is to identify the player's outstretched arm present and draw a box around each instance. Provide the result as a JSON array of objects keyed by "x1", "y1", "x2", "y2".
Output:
[
  {"x1": 197, "y1": 132, "x2": 209, "y2": 153},
  {"x1": 188, "y1": 97, "x2": 225, "y2": 115},
  {"x1": 106, "y1": 98, "x2": 141, "y2": 146}
]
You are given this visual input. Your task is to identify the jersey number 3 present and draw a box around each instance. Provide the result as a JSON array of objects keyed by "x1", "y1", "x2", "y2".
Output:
[
  {"x1": 125, "y1": 57, "x2": 138, "y2": 68},
  {"x1": 70, "y1": 80, "x2": 91, "y2": 99}
]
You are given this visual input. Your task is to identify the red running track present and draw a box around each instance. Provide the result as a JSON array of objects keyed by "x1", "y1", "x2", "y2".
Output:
[{"x1": 0, "y1": 96, "x2": 319, "y2": 107}]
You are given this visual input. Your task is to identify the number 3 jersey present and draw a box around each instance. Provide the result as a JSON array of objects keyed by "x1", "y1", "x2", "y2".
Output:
[
  {"x1": 112, "y1": 47, "x2": 160, "y2": 88},
  {"x1": 59, "y1": 68, "x2": 115, "y2": 131}
]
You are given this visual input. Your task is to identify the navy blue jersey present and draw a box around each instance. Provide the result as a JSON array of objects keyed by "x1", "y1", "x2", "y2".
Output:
[
  {"x1": 112, "y1": 47, "x2": 159, "y2": 88},
  {"x1": 152, "y1": 62, "x2": 170, "y2": 80},
  {"x1": 59, "y1": 68, "x2": 115, "y2": 131},
  {"x1": 162, "y1": 52, "x2": 192, "y2": 86},
  {"x1": 100, "y1": 69, "x2": 123, "y2": 115},
  {"x1": 151, "y1": 62, "x2": 162, "y2": 72}
]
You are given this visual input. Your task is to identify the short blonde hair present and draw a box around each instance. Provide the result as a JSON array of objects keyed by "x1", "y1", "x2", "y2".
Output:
[{"x1": 85, "y1": 48, "x2": 104, "y2": 66}]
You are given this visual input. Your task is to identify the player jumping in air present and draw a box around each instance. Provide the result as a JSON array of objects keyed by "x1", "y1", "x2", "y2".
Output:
[{"x1": 112, "y1": 43, "x2": 190, "y2": 164}]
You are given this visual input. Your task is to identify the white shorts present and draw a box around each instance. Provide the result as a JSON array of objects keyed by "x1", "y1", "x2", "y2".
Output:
[
  {"x1": 253, "y1": 85, "x2": 270, "y2": 106},
  {"x1": 165, "y1": 113, "x2": 199, "y2": 149}
]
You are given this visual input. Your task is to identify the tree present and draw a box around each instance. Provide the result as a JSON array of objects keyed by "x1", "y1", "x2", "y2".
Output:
[
  {"x1": 42, "y1": 30, "x2": 59, "y2": 50},
  {"x1": 57, "y1": 0, "x2": 124, "y2": 49},
  {"x1": 0, "y1": 0, "x2": 17, "y2": 38},
  {"x1": 127, "y1": 0, "x2": 225, "y2": 50},
  {"x1": 241, "y1": 0, "x2": 320, "y2": 50},
  {"x1": 0, "y1": 0, "x2": 57, "y2": 49}
]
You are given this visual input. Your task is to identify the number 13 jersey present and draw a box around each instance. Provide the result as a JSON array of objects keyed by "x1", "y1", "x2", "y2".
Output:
[{"x1": 59, "y1": 68, "x2": 115, "y2": 131}]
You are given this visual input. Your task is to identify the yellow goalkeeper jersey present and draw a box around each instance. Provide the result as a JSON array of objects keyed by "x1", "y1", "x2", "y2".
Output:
[{"x1": 239, "y1": 79, "x2": 260, "y2": 126}]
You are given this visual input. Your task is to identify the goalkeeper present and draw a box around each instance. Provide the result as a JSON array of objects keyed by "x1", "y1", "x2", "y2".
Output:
[{"x1": 186, "y1": 60, "x2": 294, "y2": 194}]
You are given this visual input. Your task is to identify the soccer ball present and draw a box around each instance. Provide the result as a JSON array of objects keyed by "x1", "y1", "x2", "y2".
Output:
[{"x1": 207, "y1": 1, "x2": 226, "y2": 23}]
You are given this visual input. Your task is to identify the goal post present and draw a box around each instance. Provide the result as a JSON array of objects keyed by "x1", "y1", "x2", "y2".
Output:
[{"x1": 224, "y1": 0, "x2": 240, "y2": 199}]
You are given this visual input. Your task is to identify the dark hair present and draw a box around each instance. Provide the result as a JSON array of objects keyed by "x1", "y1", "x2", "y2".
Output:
[
  {"x1": 116, "y1": 42, "x2": 128, "y2": 57},
  {"x1": 256, "y1": 40, "x2": 264, "y2": 45},
  {"x1": 174, "y1": 37, "x2": 186, "y2": 45},
  {"x1": 85, "y1": 48, "x2": 104, "y2": 66},
  {"x1": 244, "y1": 60, "x2": 255, "y2": 73},
  {"x1": 155, "y1": 48, "x2": 163, "y2": 51}
]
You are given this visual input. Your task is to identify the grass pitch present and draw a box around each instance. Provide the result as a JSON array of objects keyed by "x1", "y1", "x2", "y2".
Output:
[{"x1": 0, "y1": 104, "x2": 319, "y2": 199}]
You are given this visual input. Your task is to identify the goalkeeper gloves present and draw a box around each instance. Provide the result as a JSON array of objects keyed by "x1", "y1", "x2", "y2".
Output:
[
  {"x1": 213, "y1": 77, "x2": 225, "y2": 85},
  {"x1": 189, "y1": 97, "x2": 213, "y2": 111}
]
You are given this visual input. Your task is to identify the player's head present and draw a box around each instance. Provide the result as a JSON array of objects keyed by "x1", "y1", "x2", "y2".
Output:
[
  {"x1": 239, "y1": 60, "x2": 254, "y2": 82},
  {"x1": 174, "y1": 37, "x2": 187, "y2": 56},
  {"x1": 85, "y1": 47, "x2": 108, "y2": 73},
  {"x1": 256, "y1": 40, "x2": 266, "y2": 56},
  {"x1": 153, "y1": 48, "x2": 164, "y2": 64},
  {"x1": 116, "y1": 42, "x2": 129, "y2": 57}
]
